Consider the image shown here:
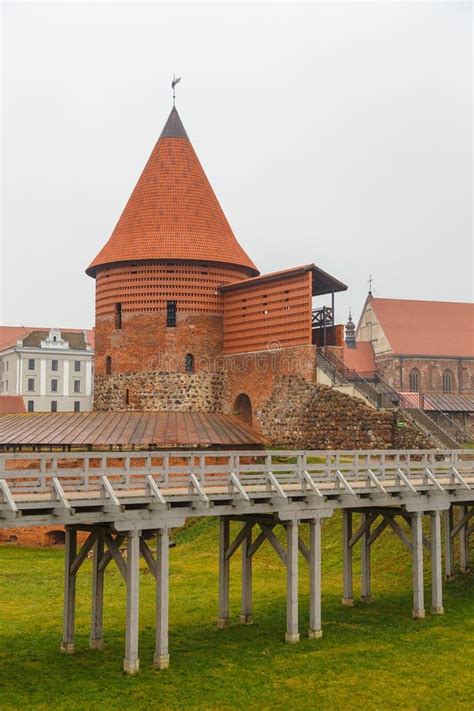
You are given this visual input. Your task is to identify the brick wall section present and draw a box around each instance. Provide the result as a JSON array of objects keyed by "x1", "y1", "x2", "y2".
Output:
[
  {"x1": 376, "y1": 355, "x2": 474, "y2": 394},
  {"x1": 224, "y1": 345, "x2": 317, "y2": 415},
  {"x1": 222, "y1": 272, "x2": 312, "y2": 354},
  {"x1": 95, "y1": 312, "x2": 224, "y2": 376},
  {"x1": 0, "y1": 526, "x2": 90, "y2": 547}
]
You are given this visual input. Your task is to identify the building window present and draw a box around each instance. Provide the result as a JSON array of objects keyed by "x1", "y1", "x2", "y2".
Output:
[
  {"x1": 73, "y1": 380, "x2": 81, "y2": 393},
  {"x1": 409, "y1": 368, "x2": 420, "y2": 393},
  {"x1": 106, "y1": 356, "x2": 112, "y2": 375},
  {"x1": 74, "y1": 401, "x2": 80, "y2": 412},
  {"x1": 74, "y1": 360, "x2": 81, "y2": 372},
  {"x1": 51, "y1": 379, "x2": 58, "y2": 392},
  {"x1": 51, "y1": 401, "x2": 57, "y2": 412},
  {"x1": 443, "y1": 369, "x2": 453, "y2": 394},
  {"x1": 52, "y1": 360, "x2": 58, "y2": 371},
  {"x1": 166, "y1": 300, "x2": 177, "y2": 327},
  {"x1": 27, "y1": 378, "x2": 35, "y2": 392},
  {"x1": 27, "y1": 400, "x2": 34, "y2": 412},
  {"x1": 125, "y1": 388, "x2": 129, "y2": 406},
  {"x1": 184, "y1": 353, "x2": 195, "y2": 373},
  {"x1": 115, "y1": 302, "x2": 122, "y2": 329},
  {"x1": 28, "y1": 358, "x2": 35, "y2": 370}
]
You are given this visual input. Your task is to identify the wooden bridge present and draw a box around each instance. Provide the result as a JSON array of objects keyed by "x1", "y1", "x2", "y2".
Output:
[{"x1": 0, "y1": 448, "x2": 473, "y2": 673}]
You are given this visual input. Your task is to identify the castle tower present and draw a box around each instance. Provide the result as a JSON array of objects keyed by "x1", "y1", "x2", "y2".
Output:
[{"x1": 87, "y1": 106, "x2": 258, "y2": 410}]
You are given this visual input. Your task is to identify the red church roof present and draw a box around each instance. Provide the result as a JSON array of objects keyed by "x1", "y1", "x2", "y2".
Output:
[
  {"x1": 367, "y1": 298, "x2": 474, "y2": 357},
  {"x1": 87, "y1": 107, "x2": 258, "y2": 278},
  {"x1": 343, "y1": 342, "x2": 376, "y2": 374}
]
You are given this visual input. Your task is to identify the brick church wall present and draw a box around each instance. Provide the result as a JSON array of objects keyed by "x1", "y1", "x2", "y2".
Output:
[{"x1": 376, "y1": 355, "x2": 474, "y2": 394}]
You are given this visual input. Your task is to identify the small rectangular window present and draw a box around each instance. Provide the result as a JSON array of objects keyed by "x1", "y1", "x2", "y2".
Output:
[
  {"x1": 51, "y1": 379, "x2": 58, "y2": 392},
  {"x1": 166, "y1": 300, "x2": 177, "y2": 327},
  {"x1": 52, "y1": 360, "x2": 58, "y2": 371},
  {"x1": 28, "y1": 358, "x2": 35, "y2": 370},
  {"x1": 115, "y1": 302, "x2": 122, "y2": 329},
  {"x1": 74, "y1": 401, "x2": 80, "y2": 412},
  {"x1": 73, "y1": 380, "x2": 81, "y2": 393},
  {"x1": 27, "y1": 378, "x2": 34, "y2": 392},
  {"x1": 51, "y1": 401, "x2": 57, "y2": 412},
  {"x1": 27, "y1": 400, "x2": 34, "y2": 412},
  {"x1": 74, "y1": 360, "x2": 81, "y2": 372}
]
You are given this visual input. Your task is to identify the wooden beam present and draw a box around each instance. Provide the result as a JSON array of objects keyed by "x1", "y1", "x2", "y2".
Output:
[
  {"x1": 154, "y1": 530, "x2": 170, "y2": 669},
  {"x1": 123, "y1": 531, "x2": 140, "y2": 674},
  {"x1": 60, "y1": 528, "x2": 77, "y2": 654},
  {"x1": 104, "y1": 533, "x2": 127, "y2": 581},
  {"x1": 90, "y1": 533, "x2": 105, "y2": 649}
]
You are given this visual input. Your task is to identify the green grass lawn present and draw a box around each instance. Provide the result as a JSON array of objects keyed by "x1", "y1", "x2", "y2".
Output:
[{"x1": 0, "y1": 515, "x2": 473, "y2": 711}]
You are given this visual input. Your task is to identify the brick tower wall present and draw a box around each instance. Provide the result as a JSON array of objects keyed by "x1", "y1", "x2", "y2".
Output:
[{"x1": 93, "y1": 260, "x2": 250, "y2": 410}]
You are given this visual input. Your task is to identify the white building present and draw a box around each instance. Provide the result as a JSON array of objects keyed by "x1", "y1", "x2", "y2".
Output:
[{"x1": 0, "y1": 327, "x2": 94, "y2": 412}]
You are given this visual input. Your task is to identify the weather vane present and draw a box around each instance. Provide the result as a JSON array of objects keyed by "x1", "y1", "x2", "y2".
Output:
[
  {"x1": 368, "y1": 273, "x2": 374, "y2": 296},
  {"x1": 171, "y1": 74, "x2": 181, "y2": 106}
]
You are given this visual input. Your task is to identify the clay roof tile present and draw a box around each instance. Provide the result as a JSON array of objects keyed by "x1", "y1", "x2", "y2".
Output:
[{"x1": 87, "y1": 107, "x2": 258, "y2": 277}]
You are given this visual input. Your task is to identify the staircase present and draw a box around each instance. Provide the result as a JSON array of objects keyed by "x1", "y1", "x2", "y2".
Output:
[
  {"x1": 317, "y1": 349, "x2": 470, "y2": 449},
  {"x1": 317, "y1": 350, "x2": 397, "y2": 410},
  {"x1": 402, "y1": 408, "x2": 459, "y2": 449}
]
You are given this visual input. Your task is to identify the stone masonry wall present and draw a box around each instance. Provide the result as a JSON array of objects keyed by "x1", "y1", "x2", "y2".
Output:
[
  {"x1": 94, "y1": 371, "x2": 226, "y2": 412},
  {"x1": 259, "y1": 375, "x2": 432, "y2": 450}
]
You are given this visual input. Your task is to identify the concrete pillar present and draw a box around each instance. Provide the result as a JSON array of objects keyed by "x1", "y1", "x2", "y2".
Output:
[
  {"x1": 217, "y1": 518, "x2": 230, "y2": 629},
  {"x1": 412, "y1": 512, "x2": 425, "y2": 619},
  {"x1": 444, "y1": 508, "x2": 455, "y2": 581},
  {"x1": 308, "y1": 518, "x2": 322, "y2": 639},
  {"x1": 342, "y1": 510, "x2": 353, "y2": 606},
  {"x1": 90, "y1": 532, "x2": 105, "y2": 649},
  {"x1": 123, "y1": 530, "x2": 140, "y2": 674},
  {"x1": 361, "y1": 513, "x2": 372, "y2": 603},
  {"x1": 285, "y1": 520, "x2": 300, "y2": 643},
  {"x1": 430, "y1": 511, "x2": 444, "y2": 614},
  {"x1": 60, "y1": 528, "x2": 77, "y2": 654},
  {"x1": 154, "y1": 530, "x2": 170, "y2": 669},
  {"x1": 240, "y1": 525, "x2": 253, "y2": 624},
  {"x1": 460, "y1": 505, "x2": 471, "y2": 574}
]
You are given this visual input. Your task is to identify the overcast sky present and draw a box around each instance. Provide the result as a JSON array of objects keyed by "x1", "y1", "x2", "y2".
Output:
[{"x1": 1, "y1": 1, "x2": 472, "y2": 330}]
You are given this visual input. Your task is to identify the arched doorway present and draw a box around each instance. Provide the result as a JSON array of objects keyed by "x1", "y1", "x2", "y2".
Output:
[
  {"x1": 234, "y1": 393, "x2": 252, "y2": 425},
  {"x1": 45, "y1": 530, "x2": 66, "y2": 546}
]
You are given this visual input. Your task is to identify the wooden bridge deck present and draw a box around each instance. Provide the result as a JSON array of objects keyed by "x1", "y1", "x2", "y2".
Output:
[{"x1": 1, "y1": 448, "x2": 473, "y2": 673}]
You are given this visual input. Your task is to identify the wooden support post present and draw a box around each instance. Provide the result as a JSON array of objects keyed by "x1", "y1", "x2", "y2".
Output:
[
  {"x1": 342, "y1": 510, "x2": 353, "y2": 606},
  {"x1": 361, "y1": 513, "x2": 372, "y2": 603},
  {"x1": 430, "y1": 511, "x2": 444, "y2": 615},
  {"x1": 285, "y1": 520, "x2": 300, "y2": 643},
  {"x1": 412, "y1": 512, "x2": 425, "y2": 619},
  {"x1": 444, "y1": 508, "x2": 455, "y2": 581},
  {"x1": 460, "y1": 505, "x2": 471, "y2": 574},
  {"x1": 123, "y1": 530, "x2": 140, "y2": 674},
  {"x1": 90, "y1": 532, "x2": 105, "y2": 649},
  {"x1": 217, "y1": 518, "x2": 230, "y2": 629},
  {"x1": 154, "y1": 530, "x2": 170, "y2": 669},
  {"x1": 240, "y1": 525, "x2": 253, "y2": 624},
  {"x1": 308, "y1": 518, "x2": 322, "y2": 639},
  {"x1": 60, "y1": 527, "x2": 77, "y2": 654}
]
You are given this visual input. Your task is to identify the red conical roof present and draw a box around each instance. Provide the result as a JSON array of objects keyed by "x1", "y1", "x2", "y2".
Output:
[{"x1": 86, "y1": 107, "x2": 258, "y2": 277}]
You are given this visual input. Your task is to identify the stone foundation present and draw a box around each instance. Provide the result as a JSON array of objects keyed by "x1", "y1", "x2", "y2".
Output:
[{"x1": 94, "y1": 371, "x2": 227, "y2": 412}]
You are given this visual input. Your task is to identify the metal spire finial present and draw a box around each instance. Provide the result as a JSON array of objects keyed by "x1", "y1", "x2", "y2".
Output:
[
  {"x1": 171, "y1": 74, "x2": 181, "y2": 106},
  {"x1": 368, "y1": 273, "x2": 374, "y2": 296}
]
